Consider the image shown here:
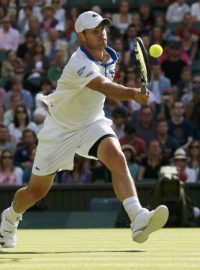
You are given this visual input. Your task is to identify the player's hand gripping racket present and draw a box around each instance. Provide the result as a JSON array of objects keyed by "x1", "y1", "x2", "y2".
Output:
[{"x1": 134, "y1": 37, "x2": 151, "y2": 94}]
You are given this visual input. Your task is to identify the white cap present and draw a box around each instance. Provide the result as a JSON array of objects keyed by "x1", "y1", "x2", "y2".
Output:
[
  {"x1": 75, "y1": 11, "x2": 111, "y2": 33},
  {"x1": 173, "y1": 148, "x2": 187, "y2": 160}
]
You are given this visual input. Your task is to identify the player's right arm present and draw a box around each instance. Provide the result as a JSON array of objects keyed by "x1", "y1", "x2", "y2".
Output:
[{"x1": 86, "y1": 75, "x2": 149, "y2": 105}]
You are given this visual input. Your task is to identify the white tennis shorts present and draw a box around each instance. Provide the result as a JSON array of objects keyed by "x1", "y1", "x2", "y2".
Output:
[{"x1": 32, "y1": 115, "x2": 116, "y2": 176}]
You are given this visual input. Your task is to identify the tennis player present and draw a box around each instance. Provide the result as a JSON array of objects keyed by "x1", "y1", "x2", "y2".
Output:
[{"x1": 0, "y1": 11, "x2": 168, "y2": 248}]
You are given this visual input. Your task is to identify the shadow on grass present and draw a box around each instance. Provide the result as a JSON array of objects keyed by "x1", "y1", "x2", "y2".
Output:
[
  {"x1": 0, "y1": 249, "x2": 145, "y2": 255},
  {"x1": 0, "y1": 258, "x2": 29, "y2": 263}
]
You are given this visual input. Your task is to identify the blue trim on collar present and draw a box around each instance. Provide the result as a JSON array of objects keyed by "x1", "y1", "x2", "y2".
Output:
[{"x1": 80, "y1": 45, "x2": 119, "y2": 67}]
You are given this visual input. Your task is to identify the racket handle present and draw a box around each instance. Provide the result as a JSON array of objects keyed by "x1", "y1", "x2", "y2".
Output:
[{"x1": 141, "y1": 84, "x2": 147, "y2": 94}]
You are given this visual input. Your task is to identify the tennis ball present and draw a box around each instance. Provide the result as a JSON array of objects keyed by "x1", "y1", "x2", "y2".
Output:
[{"x1": 149, "y1": 44, "x2": 163, "y2": 58}]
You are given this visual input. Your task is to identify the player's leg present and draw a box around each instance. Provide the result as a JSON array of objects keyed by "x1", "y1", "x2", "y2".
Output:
[
  {"x1": 0, "y1": 174, "x2": 54, "y2": 248},
  {"x1": 12, "y1": 174, "x2": 54, "y2": 213},
  {"x1": 97, "y1": 136, "x2": 169, "y2": 243}
]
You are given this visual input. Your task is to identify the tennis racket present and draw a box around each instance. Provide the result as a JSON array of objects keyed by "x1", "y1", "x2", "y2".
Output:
[{"x1": 134, "y1": 37, "x2": 151, "y2": 94}]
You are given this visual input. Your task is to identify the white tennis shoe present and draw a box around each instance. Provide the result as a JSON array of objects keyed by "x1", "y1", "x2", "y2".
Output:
[
  {"x1": 131, "y1": 205, "x2": 169, "y2": 243},
  {"x1": 0, "y1": 209, "x2": 20, "y2": 248}
]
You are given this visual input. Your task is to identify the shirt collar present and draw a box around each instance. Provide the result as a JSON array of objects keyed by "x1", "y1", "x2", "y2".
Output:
[{"x1": 80, "y1": 45, "x2": 119, "y2": 67}]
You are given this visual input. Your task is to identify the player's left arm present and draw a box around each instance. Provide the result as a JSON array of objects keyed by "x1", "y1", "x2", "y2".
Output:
[{"x1": 86, "y1": 75, "x2": 149, "y2": 104}]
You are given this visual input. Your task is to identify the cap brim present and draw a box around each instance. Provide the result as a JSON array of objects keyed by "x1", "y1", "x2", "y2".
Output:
[
  {"x1": 75, "y1": 17, "x2": 111, "y2": 33},
  {"x1": 102, "y1": 18, "x2": 111, "y2": 26},
  {"x1": 88, "y1": 18, "x2": 111, "y2": 30}
]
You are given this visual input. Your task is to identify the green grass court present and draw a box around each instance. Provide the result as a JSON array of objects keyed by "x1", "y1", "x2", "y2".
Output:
[{"x1": 0, "y1": 228, "x2": 200, "y2": 270}]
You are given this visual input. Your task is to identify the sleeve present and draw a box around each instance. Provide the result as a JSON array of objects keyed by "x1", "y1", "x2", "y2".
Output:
[{"x1": 68, "y1": 58, "x2": 102, "y2": 90}]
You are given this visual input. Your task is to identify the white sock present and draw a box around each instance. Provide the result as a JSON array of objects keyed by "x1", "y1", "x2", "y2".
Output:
[
  {"x1": 5, "y1": 203, "x2": 23, "y2": 224},
  {"x1": 123, "y1": 196, "x2": 142, "y2": 222}
]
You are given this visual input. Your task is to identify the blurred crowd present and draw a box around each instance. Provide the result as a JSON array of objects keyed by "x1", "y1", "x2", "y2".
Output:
[{"x1": 0, "y1": 0, "x2": 200, "y2": 186}]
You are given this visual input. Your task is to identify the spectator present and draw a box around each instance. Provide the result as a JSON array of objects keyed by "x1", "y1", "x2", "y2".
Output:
[
  {"x1": 149, "y1": 26, "x2": 165, "y2": 47},
  {"x1": 148, "y1": 62, "x2": 171, "y2": 108},
  {"x1": 0, "y1": 105, "x2": 4, "y2": 123},
  {"x1": 175, "y1": 12, "x2": 199, "y2": 39},
  {"x1": 22, "y1": 146, "x2": 37, "y2": 184},
  {"x1": 8, "y1": 8, "x2": 18, "y2": 29},
  {"x1": 176, "y1": 66, "x2": 192, "y2": 101},
  {"x1": 17, "y1": 6, "x2": 33, "y2": 35},
  {"x1": 0, "y1": 149, "x2": 23, "y2": 185},
  {"x1": 0, "y1": 124, "x2": 16, "y2": 153},
  {"x1": 112, "y1": 38, "x2": 128, "y2": 71},
  {"x1": 43, "y1": 28, "x2": 69, "y2": 63},
  {"x1": 88, "y1": 160, "x2": 109, "y2": 183},
  {"x1": 173, "y1": 148, "x2": 196, "y2": 182},
  {"x1": 140, "y1": 32, "x2": 151, "y2": 51},
  {"x1": 45, "y1": 0, "x2": 67, "y2": 5},
  {"x1": 18, "y1": 0, "x2": 42, "y2": 24},
  {"x1": 122, "y1": 144, "x2": 139, "y2": 180},
  {"x1": 156, "y1": 118, "x2": 179, "y2": 160},
  {"x1": 134, "y1": 105, "x2": 157, "y2": 147},
  {"x1": 103, "y1": 97, "x2": 123, "y2": 119},
  {"x1": 25, "y1": 41, "x2": 50, "y2": 93},
  {"x1": 1, "y1": 50, "x2": 24, "y2": 83},
  {"x1": 60, "y1": 155, "x2": 92, "y2": 184},
  {"x1": 0, "y1": 6, "x2": 7, "y2": 22},
  {"x1": 166, "y1": 0, "x2": 190, "y2": 23},
  {"x1": 103, "y1": 12, "x2": 121, "y2": 47},
  {"x1": 91, "y1": 5, "x2": 102, "y2": 15},
  {"x1": 112, "y1": 106, "x2": 127, "y2": 140},
  {"x1": 14, "y1": 129, "x2": 38, "y2": 170},
  {"x1": 120, "y1": 120, "x2": 146, "y2": 161},
  {"x1": 185, "y1": 77, "x2": 200, "y2": 133},
  {"x1": 138, "y1": 2, "x2": 155, "y2": 33},
  {"x1": 26, "y1": 15, "x2": 42, "y2": 39},
  {"x1": 0, "y1": 87, "x2": 5, "y2": 107},
  {"x1": 188, "y1": 140, "x2": 200, "y2": 181},
  {"x1": 3, "y1": 93, "x2": 22, "y2": 126},
  {"x1": 51, "y1": 0, "x2": 65, "y2": 25},
  {"x1": 64, "y1": 6, "x2": 79, "y2": 43},
  {"x1": 35, "y1": 78, "x2": 53, "y2": 108},
  {"x1": 161, "y1": 40, "x2": 188, "y2": 85},
  {"x1": 180, "y1": 74, "x2": 198, "y2": 107},
  {"x1": 132, "y1": 12, "x2": 142, "y2": 33},
  {"x1": 178, "y1": 28, "x2": 198, "y2": 62},
  {"x1": 112, "y1": 0, "x2": 132, "y2": 35},
  {"x1": 17, "y1": 31, "x2": 37, "y2": 64},
  {"x1": 8, "y1": 105, "x2": 38, "y2": 145},
  {"x1": 47, "y1": 49, "x2": 65, "y2": 89},
  {"x1": 122, "y1": 23, "x2": 137, "y2": 53},
  {"x1": 191, "y1": 0, "x2": 200, "y2": 21},
  {"x1": 168, "y1": 101, "x2": 194, "y2": 148},
  {"x1": 4, "y1": 78, "x2": 34, "y2": 111},
  {"x1": 0, "y1": 16, "x2": 20, "y2": 52},
  {"x1": 154, "y1": 14, "x2": 174, "y2": 42},
  {"x1": 138, "y1": 139, "x2": 168, "y2": 181},
  {"x1": 40, "y1": 5, "x2": 58, "y2": 39}
]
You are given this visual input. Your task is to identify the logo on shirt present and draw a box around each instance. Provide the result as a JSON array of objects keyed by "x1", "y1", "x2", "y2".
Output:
[
  {"x1": 85, "y1": 71, "x2": 94, "y2": 78},
  {"x1": 77, "y1": 66, "x2": 86, "y2": 76}
]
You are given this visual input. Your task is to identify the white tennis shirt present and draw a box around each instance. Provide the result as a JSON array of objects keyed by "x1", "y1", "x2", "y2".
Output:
[{"x1": 37, "y1": 45, "x2": 119, "y2": 131}]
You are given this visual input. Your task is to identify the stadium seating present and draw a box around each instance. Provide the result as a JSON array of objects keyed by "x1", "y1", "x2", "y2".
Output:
[{"x1": 90, "y1": 197, "x2": 122, "y2": 212}]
